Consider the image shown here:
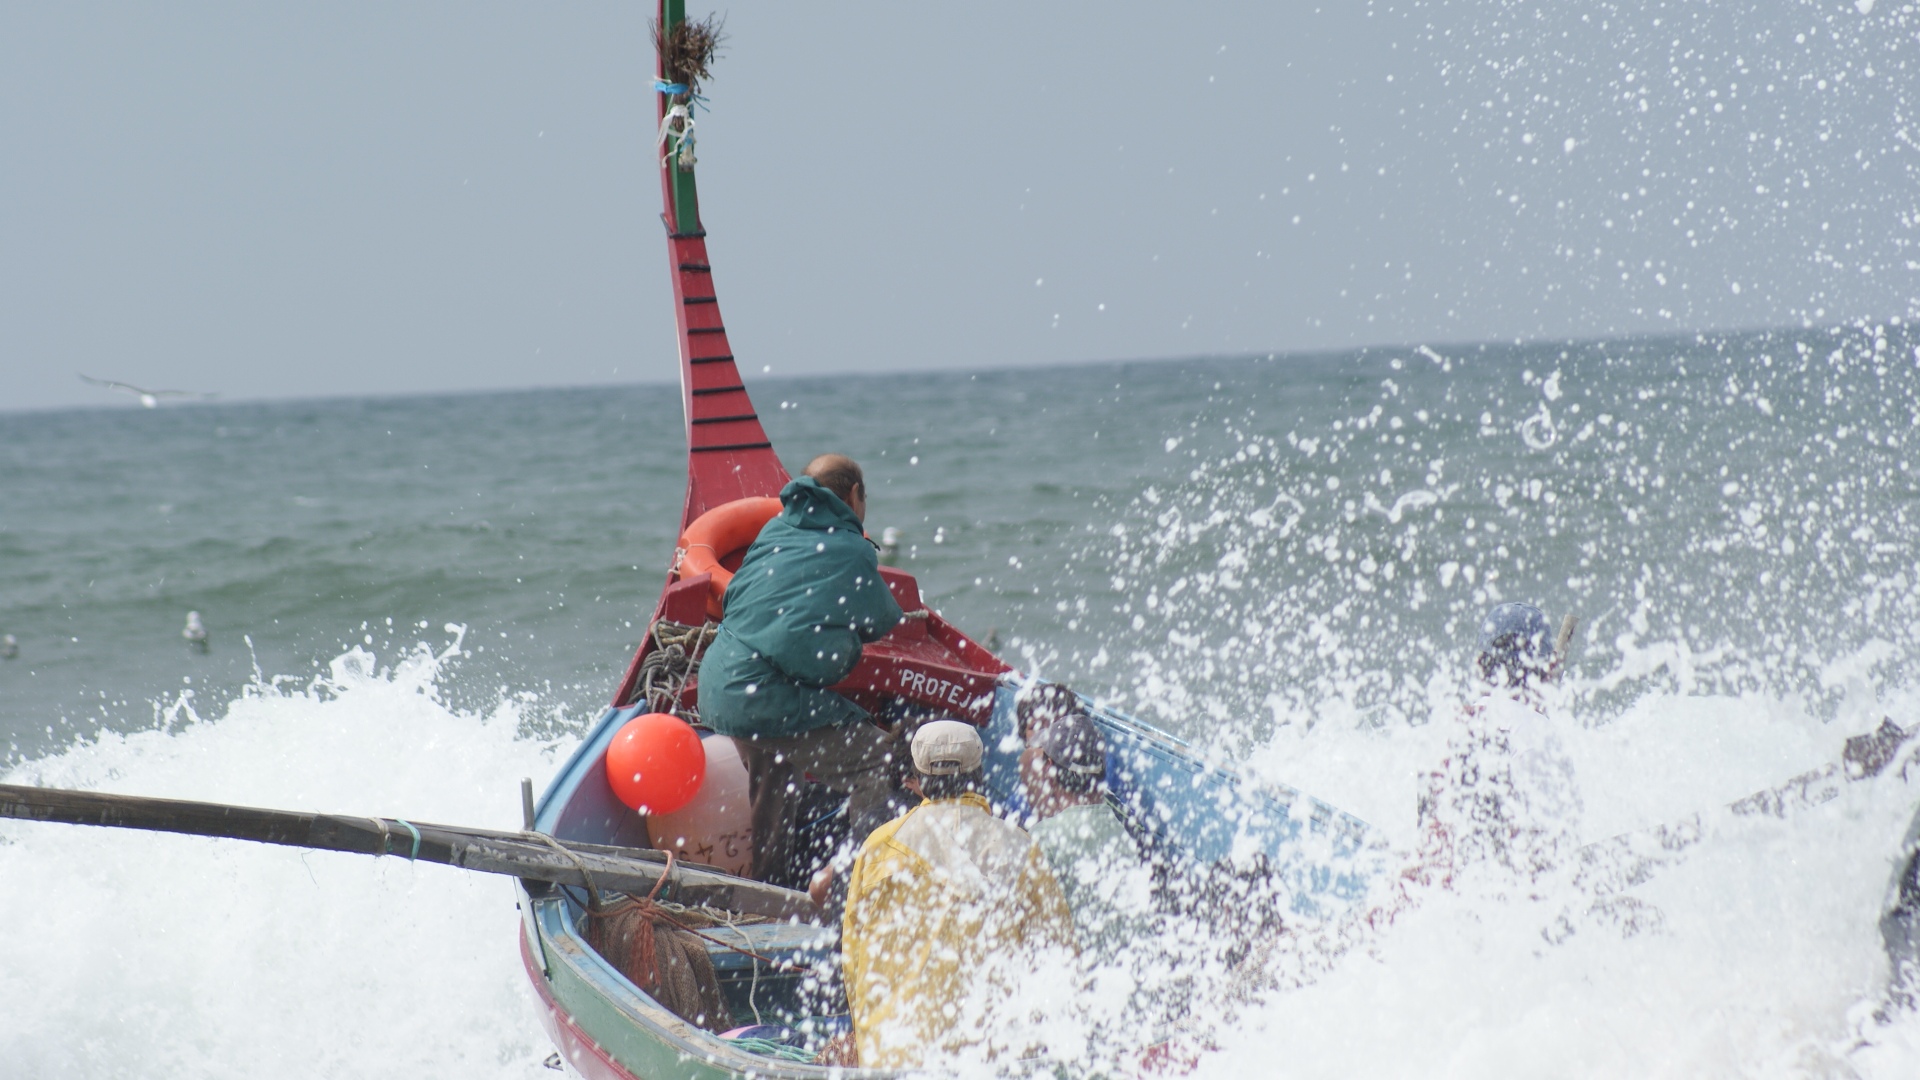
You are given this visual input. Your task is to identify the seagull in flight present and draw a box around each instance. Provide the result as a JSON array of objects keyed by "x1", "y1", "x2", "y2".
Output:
[{"x1": 79, "y1": 374, "x2": 216, "y2": 409}]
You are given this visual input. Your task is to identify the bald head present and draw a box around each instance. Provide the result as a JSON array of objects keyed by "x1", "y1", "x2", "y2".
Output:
[{"x1": 804, "y1": 454, "x2": 867, "y2": 522}]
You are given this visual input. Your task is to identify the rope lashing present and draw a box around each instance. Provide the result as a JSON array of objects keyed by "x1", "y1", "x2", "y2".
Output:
[
  {"x1": 652, "y1": 79, "x2": 708, "y2": 114},
  {"x1": 530, "y1": 830, "x2": 604, "y2": 911},
  {"x1": 395, "y1": 819, "x2": 421, "y2": 860},
  {"x1": 367, "y1": 817, "x2": 420, "y2": 860},
  {"x1": 720, "y1": 905, "x2": 763, "y2": 1026},
  {"x1": 656, "y1": 104, "x2": 697, "y2": 170}
]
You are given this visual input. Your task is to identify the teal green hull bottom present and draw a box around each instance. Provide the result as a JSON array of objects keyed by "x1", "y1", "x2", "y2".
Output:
[{"x1": 519, "y1": 889, "x2": 861, "y2": 1079}]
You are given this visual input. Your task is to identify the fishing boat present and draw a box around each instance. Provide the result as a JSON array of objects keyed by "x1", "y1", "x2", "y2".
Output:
[
  {"x1": 512, "y1": 4, "x2": 1381, "y2": 1076},
  {"x1": 0, "y1": 5, "x2": 1380, "y2": 1074}
]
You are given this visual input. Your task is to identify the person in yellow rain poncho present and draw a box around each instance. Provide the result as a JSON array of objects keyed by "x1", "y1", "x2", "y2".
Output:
[{"x1": 841, "y1": 720, "x2": 1076, "y2": 1070}]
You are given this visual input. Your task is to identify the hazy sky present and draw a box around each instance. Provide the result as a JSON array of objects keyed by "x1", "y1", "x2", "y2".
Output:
[{"x1": 5, "y1": 1, "x2": 1914, "y2": 412}]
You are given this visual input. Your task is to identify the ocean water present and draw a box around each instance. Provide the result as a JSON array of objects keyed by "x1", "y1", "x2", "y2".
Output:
[{"x1": 3, "y1": 324, "x2": 1919, "y2": 1077}]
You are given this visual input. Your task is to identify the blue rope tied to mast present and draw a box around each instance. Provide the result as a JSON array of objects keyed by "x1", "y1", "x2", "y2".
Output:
[
  {"x1": 395, "y1": 818, "x2": 422, "y2": 861},
  {"x1": 653, "y1": 78, "x2": 708, "y2": 114}
]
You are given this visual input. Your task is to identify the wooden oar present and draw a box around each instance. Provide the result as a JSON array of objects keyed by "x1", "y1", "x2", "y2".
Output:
[
  {"x1": 0, "y1": 783, "x2": 816, "y2": 921},
  {"x1": 1571, "y1": 716, "x2": 1918, "y2": 897},
  {"x1": 1547, "y1": 612, "x2": 1579, "y2": 681}
]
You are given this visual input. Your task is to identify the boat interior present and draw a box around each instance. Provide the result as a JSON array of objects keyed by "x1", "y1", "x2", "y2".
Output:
[{"x1": 530, "y1": 610, "x2": 1380, "y2": 1062}]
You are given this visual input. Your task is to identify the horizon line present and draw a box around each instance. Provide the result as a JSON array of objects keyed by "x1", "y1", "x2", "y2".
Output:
[{"x1": 4, "y1": 316, "x2": 1900, "y2": 419}]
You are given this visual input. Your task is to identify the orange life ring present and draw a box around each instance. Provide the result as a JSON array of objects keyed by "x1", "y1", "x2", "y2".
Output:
[{"x1": 677, "y1": 496, "x2": 783, "y2": 619}]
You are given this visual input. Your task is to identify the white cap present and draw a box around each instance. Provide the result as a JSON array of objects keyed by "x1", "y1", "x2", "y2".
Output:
[{"x1": 911, "y1": 720, "x2": 984, "y2": 776}]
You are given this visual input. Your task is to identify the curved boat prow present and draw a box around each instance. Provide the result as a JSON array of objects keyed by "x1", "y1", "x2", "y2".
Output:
[
  {"x1": 653, "y1": 1, "x2": 787, "y2": 525},
  {"x1": 627, "y1": 0, "x2": 1006, "y2": 722},
  {"x1": 661, "y1": 234, "x2": 787, "y2": 520}
]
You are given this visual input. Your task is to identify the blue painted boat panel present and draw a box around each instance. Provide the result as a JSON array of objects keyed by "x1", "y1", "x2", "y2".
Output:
[
  {"x1": 982, "y1": 679, "x2": 1379, "y2": 916},
  {"x1": 542, "y1": 704, "x2": 652, "y2": 848}
]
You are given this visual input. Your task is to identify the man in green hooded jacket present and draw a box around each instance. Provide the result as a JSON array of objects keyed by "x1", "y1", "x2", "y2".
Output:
[{"x1": 697, "y1": 454, "x2": 905, "y2": 883}]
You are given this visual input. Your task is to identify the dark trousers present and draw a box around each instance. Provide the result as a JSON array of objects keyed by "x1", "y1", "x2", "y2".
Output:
[{"x1": 739, "y1": 720, "x2": 901, "y2": 885}]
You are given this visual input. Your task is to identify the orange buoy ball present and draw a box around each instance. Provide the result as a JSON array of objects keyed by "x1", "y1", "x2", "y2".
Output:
[{"x1": 604, "y1": 712, "x2": 707, "y2": 815}]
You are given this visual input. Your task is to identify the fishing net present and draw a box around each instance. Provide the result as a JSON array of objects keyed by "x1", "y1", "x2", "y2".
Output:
[{"x1": 586, "y1": 896, "x2": 733, "y2": 1032}]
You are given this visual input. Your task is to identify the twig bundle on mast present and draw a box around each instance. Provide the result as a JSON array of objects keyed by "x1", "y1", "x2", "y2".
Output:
[{"x1": 653, "y1": 14, "x2": 727, "y2": 96}]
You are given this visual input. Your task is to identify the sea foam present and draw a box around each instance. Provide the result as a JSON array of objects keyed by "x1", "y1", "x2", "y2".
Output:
[
  {"x1": 1223, "y1": 676, "x2": 1920, "y2": 1080},
  {"x1": 0, "y1": 634, "x2": 564, "y2": 1079},
  {"x1": 5, "y1": 639, "x2": 1920, "y2": 1078}
]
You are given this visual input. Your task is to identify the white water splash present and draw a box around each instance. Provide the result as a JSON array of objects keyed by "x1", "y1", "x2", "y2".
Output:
[
  {"x1": 6, "y1": 633, "x2": 1919, "y2": 1080},
  {"x1": 1215, "y1": 680, "x2": 1920, "y2": 1079},
  {"x1": 0, "y1": 636, "x2": 566, "y2": 1079},
  {"x1": 1035, "y1": 329, "x2": 1920, "y2": 1078}
]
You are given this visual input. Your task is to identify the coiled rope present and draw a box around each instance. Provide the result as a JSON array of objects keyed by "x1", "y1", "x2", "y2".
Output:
[{"x1": 638, "y1": 620, "x2": 719, "y2": 716}]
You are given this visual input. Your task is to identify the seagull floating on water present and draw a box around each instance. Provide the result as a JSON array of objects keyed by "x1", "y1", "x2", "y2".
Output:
[
  {"x1": 0, "y1": 634, "x2": 17, "y2": 660},
  {"x1": 183, "y1": 611, "x2": 208, "y2": 651},
  {"x1": 79, "y1": 374, "x2": 216, "y2": 409}
]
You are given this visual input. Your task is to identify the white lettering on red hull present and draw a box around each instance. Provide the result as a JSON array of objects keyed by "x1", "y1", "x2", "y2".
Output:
[{"x1": 898, "y1": 669, "x2": 977, "y2": 709}]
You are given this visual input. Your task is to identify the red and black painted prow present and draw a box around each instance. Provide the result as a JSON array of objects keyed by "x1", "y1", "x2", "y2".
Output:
[
  {"x1": 667, "y1": 234, "x2": 789, "y2": 523},
  {"x1": 618, "y1": 0, "x2": 1013, "y2": 718}
]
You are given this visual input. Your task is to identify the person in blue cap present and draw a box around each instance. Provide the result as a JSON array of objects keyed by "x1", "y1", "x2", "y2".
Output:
[
  {"x1": 1475, "y1": 601, "x2": 1558, "y2": 689},
  {"x1": 1416, "y1": 601, "x2": 1581, "y2": 888}
]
